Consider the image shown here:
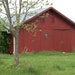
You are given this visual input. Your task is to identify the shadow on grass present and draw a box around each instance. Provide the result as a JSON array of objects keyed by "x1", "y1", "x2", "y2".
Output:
[{"x1": 52, "y1": 64, "x2": 66, "y2": 71}]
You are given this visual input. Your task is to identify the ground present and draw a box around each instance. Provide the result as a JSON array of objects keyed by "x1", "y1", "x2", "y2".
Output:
[{"x1": 0, "y1": 52, "x2": 75, "y2": 75}]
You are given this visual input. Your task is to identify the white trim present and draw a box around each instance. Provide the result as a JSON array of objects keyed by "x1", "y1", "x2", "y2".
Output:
[{"x1": 13, "y1": 37, "x2": 15, "y2": 55}]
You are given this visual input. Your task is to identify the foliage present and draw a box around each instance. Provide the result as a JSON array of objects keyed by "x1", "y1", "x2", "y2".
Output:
[
  {"x1": 20, "y1": 22, "x2": 37, "y2": 32},
  {"x1": 0, "y1": 32, "x2": 10, "y2": 53},
  {"x1": 40, "y1": 13, "x2": 49, "y2": 19}
]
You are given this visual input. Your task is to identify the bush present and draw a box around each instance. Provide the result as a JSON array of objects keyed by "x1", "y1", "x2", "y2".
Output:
[{"x1": 0, "y1": 32, "x2": 10, "y2": 53}]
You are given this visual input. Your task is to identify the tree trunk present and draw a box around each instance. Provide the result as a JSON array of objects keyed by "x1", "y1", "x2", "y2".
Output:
[{"x1": 13, "y1": 31, "x2": 19, "y2": 65}]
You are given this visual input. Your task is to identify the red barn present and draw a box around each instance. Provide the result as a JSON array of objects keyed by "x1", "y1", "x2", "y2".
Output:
[{"x1": 10, "y1": 7, "x2": 75, "y2": 53}]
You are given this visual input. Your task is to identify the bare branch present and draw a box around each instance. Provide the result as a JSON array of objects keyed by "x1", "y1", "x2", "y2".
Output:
[
  {"x1": 2, "y1": 0, "x2": 12, "y2": 26},
  {"x1": 19, "y1": 0, "x2": 22, "y2": 16},
  {"x1": 22, "y1": 0, "x2": 29, "y2": 21},
  {"x1": 0, "y1": 12, "x2": 6, "y2": 15},
  {"x1": 22, "y1": 0, "x2": 40, "y2": 22},
  {"x1": 2, "y1": 0, "x2": 7, "y2": 12},
  {"x1": 15, "y1": 0, "x2": 18, "y2": 23}
]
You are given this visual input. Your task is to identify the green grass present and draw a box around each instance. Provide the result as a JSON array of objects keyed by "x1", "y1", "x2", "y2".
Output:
[{"x1": 0, "y1": 51, "x2": 75, "y2": 75}]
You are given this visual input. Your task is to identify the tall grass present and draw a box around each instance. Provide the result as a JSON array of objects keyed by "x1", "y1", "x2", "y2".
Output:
[{"x1": 0, "y1": 51, "x2": 75, "y2": 75}]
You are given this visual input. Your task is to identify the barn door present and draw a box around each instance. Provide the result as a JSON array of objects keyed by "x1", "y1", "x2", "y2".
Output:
[
  {"x1": 53, "y1": 29, "x2": 72, "y2": 52},
  {"x1": 26, "y1": 28, "x2": 53, "y2": 52}
]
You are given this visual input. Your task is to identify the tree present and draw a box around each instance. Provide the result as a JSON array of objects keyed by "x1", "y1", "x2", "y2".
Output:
[{"x1": 0, "y1": 0, "x2": 50, "y2": 65}]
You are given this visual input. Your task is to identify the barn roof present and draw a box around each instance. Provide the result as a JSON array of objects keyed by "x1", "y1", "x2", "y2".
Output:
[{"x1": 24, "y1": 7, "x2": 75, "y2": 27}]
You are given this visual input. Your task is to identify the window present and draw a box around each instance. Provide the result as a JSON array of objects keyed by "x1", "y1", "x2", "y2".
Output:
[{"x1": 45, "y1": 33, "x2": 49, "y2": 38}]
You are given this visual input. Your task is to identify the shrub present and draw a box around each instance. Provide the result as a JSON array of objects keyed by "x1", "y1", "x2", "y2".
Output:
[{"x1": 0, "y1": 32, "x2": 10, "y2": 53}]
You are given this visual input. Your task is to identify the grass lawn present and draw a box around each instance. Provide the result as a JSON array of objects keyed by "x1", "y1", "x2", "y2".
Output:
[{"x1": 0, "y1": 51, "x2": 75, "y2": 75}]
